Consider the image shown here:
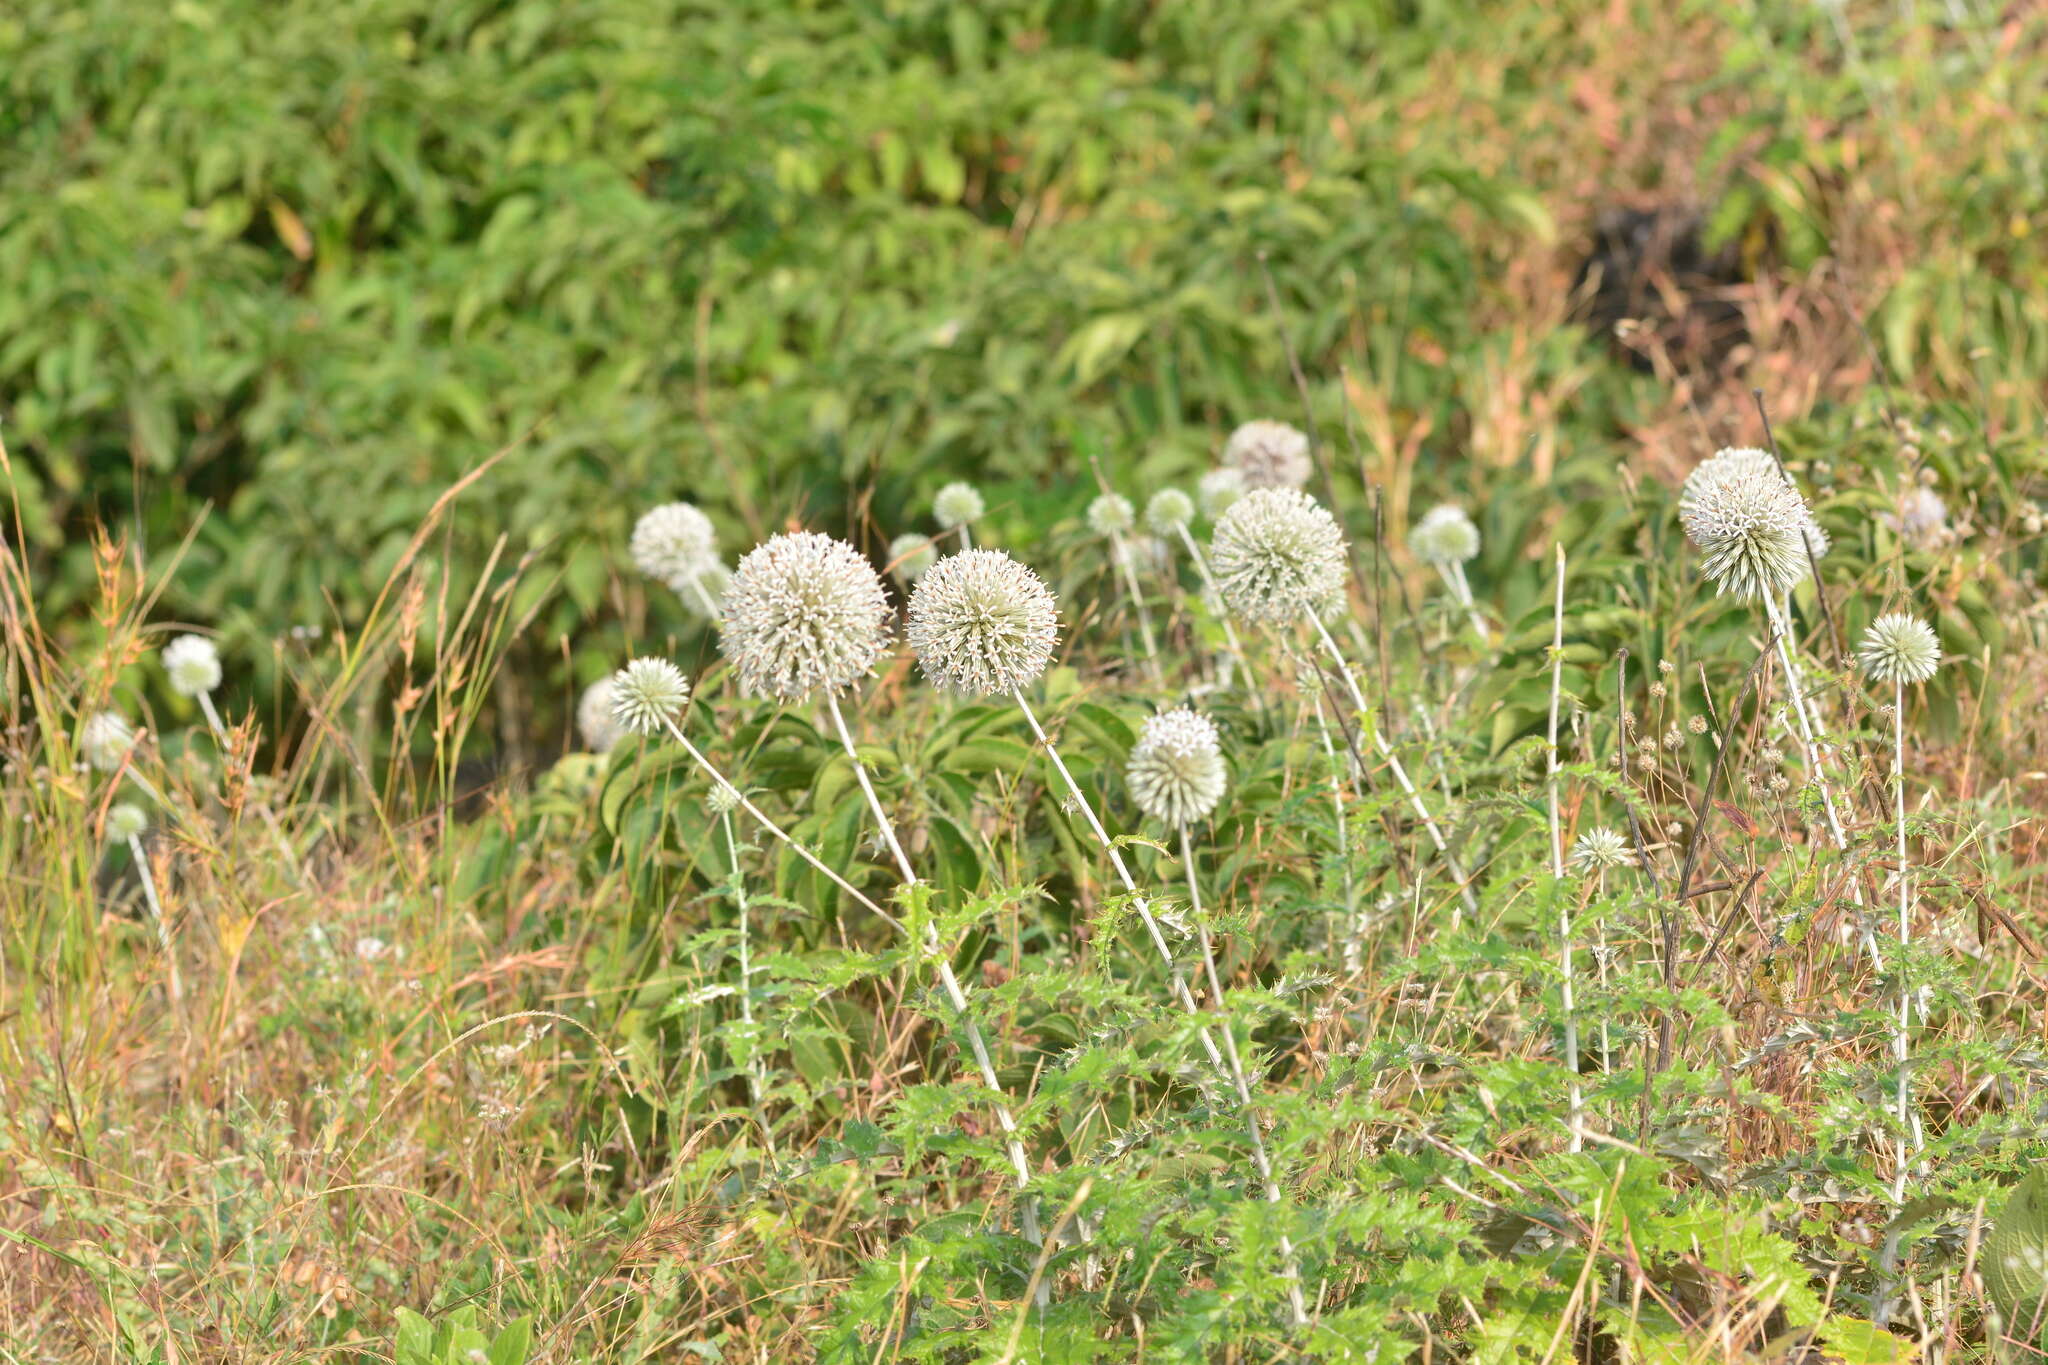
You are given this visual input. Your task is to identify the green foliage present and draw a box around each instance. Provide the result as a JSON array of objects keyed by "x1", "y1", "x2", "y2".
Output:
[{"x1": 395, "y1": 1306, "x2": 532, "y2": 1365}]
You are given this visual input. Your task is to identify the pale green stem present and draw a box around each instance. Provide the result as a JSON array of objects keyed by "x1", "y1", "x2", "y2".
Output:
[
  {"x1": 1107, "y1": 531, "x2": 1162, "y2": 683},
  {"x1": 1306, "y1": 688, "x2": 1358, "y2": 972},
  {"x1": 721, "y1": 807, "x2": 777, "y2": 1164},
  {"x1": 1172, "y1": 525, "x2": 1260, "y2": 710},
  {"x1": 128, "y1": 833, "x2": 182, "y2": 1006},
  {"x1": 1892, "y1": 676, "x2": 1913, "y2": 1200},
  {"x1": 1544, "y1": 545, "x2": 1582, "y2": 1152}
]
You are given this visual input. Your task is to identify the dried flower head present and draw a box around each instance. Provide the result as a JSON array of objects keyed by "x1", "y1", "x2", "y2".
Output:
[
  {"x1": 1198, "y1": 467, "x2": 1247, "y2": 520},
  {"x1": 162, "y1": 635, "x2": 222, "y2": 697},
  {"x1": 1145, "y1": 488, "x2": 1195, "y2": 535},
  {"x1": 1127, "y1": 708, "x2": 1228, "y2": 826},
  {"x1": 720, "y1": 533, "x2": 892, "y2": 701},
  {"x1": 1210, "y1": 488, "x2": 1349, "y2": 623},
  {"x1": 1569, "y1": 827, "x2": 1633, "y2": 872},
  {"x1": 887, "y1": 533, "x2": 938, "y2": 584},
  {"x1": 933, "y1": 482, "x2": 985, "y2": 530},
  {"x1": 1087, "y1": 493, "x2": 1135, "y2": 539},
  {"x1": 631, "y1": 503, "x2": 719, "y2": 584},
  {"x1": 1410, "y1": 504, "x2": 1480, "y2": 566},
  {"x1": 577, "y1": 679, "x2": 625, "y2": 754},
  {"x1": 1677, "y1": 454, "x2": 1812, "y2": 599},
  {"x1": 609, "y1": 658, "x2": 691, "y2": 736},
  {"x1": 907, "y1": 549, "x2": 1059, "y2": 696},
  {"x1": 106, "y1": 802, "x2": 150, "y2": 844},
  {"x1": 1858, "y1": 613, "x2": 1942, "y2": 685},
  {"x1": 1224, "y1": 419, "x2": 1312, "y2": 489},
  {"x1": 82, "y1": 711, "x2": 135, "y2": 772}
]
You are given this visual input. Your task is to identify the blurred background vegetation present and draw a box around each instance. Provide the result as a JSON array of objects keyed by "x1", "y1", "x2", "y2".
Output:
[{"x1": 5, "y1": 0, "x2": 2045, "y2": 758}]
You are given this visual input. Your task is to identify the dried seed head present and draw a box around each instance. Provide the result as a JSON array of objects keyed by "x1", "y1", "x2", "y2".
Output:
[
  {"x1": 1410, "y1": 504, "x2": 1480, "y2": 566},
  {"x1": 1127, "y1": 708, "x2": 1228, "y2": 826},
  {"x1": 720, "y1": 533, "x2": 892, "y2": 701},
  {"x1": 106, "y1": 802, "x2": 149, "y2": 844},
  {"x1": 933, "y1": 482, "x2": 985, "y2": 530},
  {"x1": 82, "y1": 712, "x2": 135, "y2": 772},
  {"x1": 906, "y1": 549, "x2": 1059, "y2": 697},
  {"x1": 1210, "y1": 488, "x2": 1349, "y2": 623},
  {"x1": 1677, "y1": 453, "x2": 1811, "y2": 600},
  {"x1": 1145, "y1": 488, "x2": 1195, "y2": 535},
  {"x1": 1087, "y1": 493, "x2": 1135, "y2": 539},
  {"x1": 162, "y1": 635, "x2": 222, "y2": 697},
  {"x1": 1569, "y1": 827, "x2": 1632, "y2": 872},
  {"x1": 631, "y1": 503, "x2": 719, "y2": 584},
  {"x1": 1858, "y1": 613, "x2": 1942, "y2": 685},
  {"x1": 1198, "y1": 467, "x2": 1247, "y2": 520},
  {"x1": 1224, "y1": 419, "x2": 1312, "y2": 490},
  {"x1": 577, "y1": 679, "x2": 625, "y2": 753},
  {"x1": 887, "y1": 533, "x2": 938, "y2": 584},
  {"x1": 609, "y1": 658, "x2": 691, "y2": 736}
]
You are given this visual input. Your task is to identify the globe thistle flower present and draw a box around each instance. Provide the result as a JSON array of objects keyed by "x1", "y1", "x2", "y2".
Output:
[
  {"x1": 906, "y1": 549, "x2": 1058, "y2": 696},
  {"x1": 670, "y1": 563, "x2": 731, "y2": 622},
  {"x1": 705, "y1": 783, "x2": 740, "y2": 817},
  {"x1": 1886, "y1": 486, "x2": 1951, "y2": 551},
  {"x1": 106, "y1": 802, "x2": 150, "y2": 844},
  {"x1": 1145, "y1": 488, "x2": 1195, "y2": 536},
  {"x1": 933, "y1": 482, "x2": 985, "y2": 530},
  {"x1": 1127, "y1": 708, "x2": 1228, "y2": 826},
  {"x1": 1858, "y1": 613, "x2": 1942, "y2": 685},
  {"x1": 1569, "y1": 827, "x2": 1633, "y2": 873},
  {"x1": 1209, "y1": 488, "x2": 1349, "y2": 623},
  {"x1": 81, "y1": 711, "x2": 135, "y2": 772},
  {"x1": 1198, "y1": 467, "x2": 1246, "y2": 520},
  {"x1": 720, "y1": 533, "x2": 892, "y2": 701},
  {"x1": 1410, "y1": 504, "x2": 1480, "y2": 566},
  {"x1": 577, "y1": 679, "x2": 625, "y2": 754},
  {"x1": 1681, "y1": 447, "x2": 1828, "y2": 562},
  {"x1": 631, "y1": 503, "x2": 719, "y2": 583},
  {"x1": 608, "y1": 658, "x2": 691, "y2": 736},
  {"x1": 1087, "y1": 493, "x2": 1135, "y2": 539},
  {"x1": 161, "y1": 635, "x2": 222, "y2": 697},
  {"x1": 886, "y1": 533, "x2": 937, "y2": 585},
  {"x1": 1224, "y1": 419, "x2": 1312, "y2": 490},
  {"x1": 1676, "y1": 456, "x2": 1812, "y2": 600}
]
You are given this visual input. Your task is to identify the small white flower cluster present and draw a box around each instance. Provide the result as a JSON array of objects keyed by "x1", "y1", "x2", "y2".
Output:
[
  {"x1": 1410, "y1": 504, "x2": 1480, "y2": 567},
  {"x1": 1858, "y1": 613, "x2": 1942, "y2": 685},
  {"x1": 906, "y1": 549, "x2": 1059, "y2": 697},
  {"x1": 162, "y1": 635, "x2": 222, "y2": 697},
  {"x1": 1126, "y1": 708, "x2": 1228, "y2": 826},
  {"x1": 720, "y1": 533, "x2": 893, "y2": 701},
  {"x1": 1677, "y1": 447, "x2": 1815, "y2": 600},
  {"x1": 1224, "y1": 420, "x2": 1312, "y2": 490},
  {"x1": 631, "y1": 502, "x2": 728, "y2": 616},
  {"x1": 1210, "y1": 488, "x2": 1349, "y2": 623}
]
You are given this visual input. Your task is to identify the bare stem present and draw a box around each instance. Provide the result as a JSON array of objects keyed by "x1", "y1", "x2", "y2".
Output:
[
  {"x1": 1545, "y1": 545, "x2": 1581, "y2": 1152},
  {"x1": 128, "y1": 834, "x2": 183, "y2": 1006},
  {"x1": 721, "y1": 807, "x2": 778, "y2": 1164},
  {"x1": 1107, "y1": 532, "x2": 1163, "y2": 683}
]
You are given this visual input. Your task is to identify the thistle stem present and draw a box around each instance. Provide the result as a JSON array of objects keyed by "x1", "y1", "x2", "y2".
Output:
[
  {"x1": 1172, "y1": 524, "x2": 1260, "y2": 711},
  {"x1": 127, "y1": 833, "x2": 182, "y2": 1006},
  {"x1": 1439, "y1": 561, "x2": 1490, "y2": 646},
  {"x1": 721, "y1": 807, "x2": 777, "y2": 1165},
  {"x1": 1891, "y1": 676, "x2": 1913, "y2": 1200},
  {"x1": 685, "y1": 573, "x2": 723, "y2": 622},
  {"x1": 1107, "y1": 532, "x2": 1163, "y2": 683},
  {"x1": 1305, "y1": 686, "x2": 1358, "y2": 972},
  {"x1": 1545, "y1": 545, "x2": 1582, "y2": 1153}
]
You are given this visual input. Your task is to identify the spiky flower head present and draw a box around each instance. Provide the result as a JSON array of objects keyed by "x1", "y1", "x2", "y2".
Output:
[
  {"x1": 1198, "y1": 467, "x2": 1246, "y2": 520},
  {"x1": 162, "y1": 635, "x2": 222, "y2": 697},
  {"x1": 887, "y1": 533, "x2": 938, "y2": 584},
  {"x1": 1410, "y1": 504, "x2": 1480, "y2": 566},
  {"x1": 1087, "y1": 493, "x2": 1135, "y2": 539},
  {"x1": 1569, "y1": 827, "x2": 1633, "y2": 873},
  {"x1": 106, "y1": 802, "x2": 149, "y2": 844},
  {"x1": 720, "y1": 533, "x2": 892, "y2": 701},
  {"x1": 577, "y1": 679, "x2": 625, "y2": 754},
  {"x1": 906, "y1": 549, "x2": 1059, "y2": 696},
  {"x1": 670, "y1": 563, "x2": 731, "y2": 622},
  {"x1": 1681, "y1": 447, "x2": 1828, "y2": 564},
  {"x1": 1677, "y1": 455, "x2": 1811, "y2": 600},
  {"x1": 1210, "y1": 488, "x2": 1349, "y2": 623},
  {"x1": 81, "y1": 711, "x2": 135, "y2": 772},
  {"x1": 1858, "y1": 613, "x2": 1942, "y2": 685},
  {"x1": 1224, "y1": 420, "x2": 1312, "y2": 490},
  {"x1": 630, "y1": 502, "x2": 719, "y2": 584},
  {"x1": 608, "y1": 658, "x2": 691, "y2": 736},
  {"x1": 1127, "y1": 708, "x2": 1228, "y2": 826},
  {"x1": 1888, "y1": 486, "x2": 1950, "y2": 551},
  {"x1": 705, "y1": 783, "x2": 740, "y2": 817},
  {"x1": 1145, "y1": 488, "x2": 1195, "y2": 535},
  {"x1": 933, "y1": 482, "x2": 985, "y2": 530}
]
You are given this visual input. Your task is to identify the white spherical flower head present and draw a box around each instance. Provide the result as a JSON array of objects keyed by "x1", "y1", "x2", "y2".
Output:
[
  {"x1": 1569, "y1": 827, "x2": 1633, "y2": 873},
  {"x1": 1198, "y1": 467, "x2": 1246, "y2": 520},
  {"x1": 106, "y1": 802, "x2": 150, "y2": 844},
  {"x1": 933, "y1": 482, "x2": 985, "y2": 530},
  {"x1": 1087, "y1": 493, "x2": 1135, "y2": 539},
  {"x1": 609, "y1": 658, "x2": 691, "y2": 736},
  {"x1": 720, "y1": 532, "x2": 892, "y2": 701},
  {"x1": 1144, "y1": 488, "x2": 1195, "y2": 536},
  {"x1": 1410, "y1": 504, "x2": 1480, "y2": 566},
  {"x1": 670, "y1": 563, "x2": 732, "y2": 622},
  {"x1": 81, "y1": 711, "x2": 135, "y2": 772},
  {"x1": 162, "y1": 634, "x2": 222, "y2": 697},
  {"x1": 886, "y1": 533, "x2": 937, "y2": 584},
  {"x1": 1858, "y1": 613, "x2": 1941, "y2": 685},
  {"x1": 577, "y1": 679, "x2": 625, "y2": 754},
  {"x1": 631, "y1": 502, "x2": 719, "y2": 583},
  {"x1": 907, "y1": 549, "x2": 1059, "y2": 696},
  {"x1": 1676, "y1": 457, "x2": 1811, "y2": 600},
  {"x1": 1209, "y1": 487, "x2": 1349, "y2": 623},
  {"x1": 1681, "y1": 447, "x2": 1828, "y2": 565},
  {"x1": 1224, "y1": 419, "x2": 1312, "y2": 489},
  {"x1": 1127, "y1": 708, "x2": 1228, "y2": 826},
  {"x1": 705, "y1": 783, "x2": 740, "y2": 817},
  {"x1": 1890, "y1": 486, "x2": 1950, "y2": 551}
]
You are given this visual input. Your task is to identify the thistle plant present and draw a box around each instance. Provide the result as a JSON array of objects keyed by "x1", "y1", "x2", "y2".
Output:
[
  {"x1": 105, "y1": 802, "x2": 180, "y2": 1005},
  {"x1": 1569, "y1": 826, "x2": 1632, "y2": 1098},
  {"x1": 1543, "y1": 544, "x2": 1582, "y2": 1150},
  {"x1": 632, "y1": 502, "x2": 723, "y2": 618},
  {"x1": 670, "y1": 563, "x2": 730, "y2": 623},
  {"x1": 1146, "y1": 486, "x2": 1258, "y2": 704},
  {"x1": 82, "y1": 710, "x2": 136, "y2": 773},
  {"x1": 1212, "y1": 489, "x2": 1475, "y2": 913},
  {"x1": 933, "y1": 481, "x2": 985, "y2": 549},
  {"x1": 885, "y1": 532, "x2": 937, "y2": 585},
  {"x1": 1088, "y1": 491, "x2": 1160, "y2": 678},
  {"x1": 1410, "y1": 504, "x2": 1487, "y2": 643},
  {"x1": 1224, "y1": 419, "x2": 1312, "y2": 490},
  {"x1": 1859, "y1": 611, "x2": 1943, "y2": 1196},
  {"x1": 576, "y1": 678, "x2": 624, "y2": 754},
  {"x1": 1198, "y1": 467, "x2": 1247, "y2": 520},
  {"x1": 162, "y1": 635, "x2": 229, "y2": 740},
  {"x1": 712, "y1": 782, "x2": 776, "y2": 1163}
]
